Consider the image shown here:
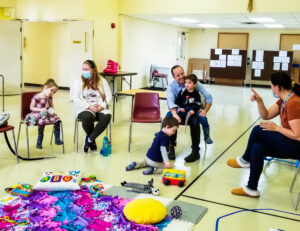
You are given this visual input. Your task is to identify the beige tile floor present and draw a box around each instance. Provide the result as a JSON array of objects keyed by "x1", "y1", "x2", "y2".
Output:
[{"x1": 0, "y1": 84, "x2": 299, "y2": 230}]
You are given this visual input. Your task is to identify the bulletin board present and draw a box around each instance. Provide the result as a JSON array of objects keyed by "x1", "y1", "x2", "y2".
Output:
[
  {"x1": 251, "y1": 50, "x2": 293, "y2": 81},
  {"x1": 209, "y1": 48, "x2": 247, "y2": 80}
]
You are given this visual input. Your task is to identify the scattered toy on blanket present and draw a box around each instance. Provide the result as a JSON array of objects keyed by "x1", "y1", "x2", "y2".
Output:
[
  {"x1": 81, "y1": 175, "x2": 101, "y2": 183},
  {"x1": 0, "y1": 195, "x2": 19, "y2": 205},
  {"x1": 89, "y1": 183, "x2": 104, "y2": 197},
  {"x1": 5, "y1": 183, "x2": 33, "y2": 198},
  {"x1": 0, "y1": 216, "x2": 30, "y2": 226},
  {"x1": 162, "y1": 169, "x2": 186, "y2": 187},
  {"x1": 121, "y1": 178, "x2": 159, "y2": 196},
  {"x1": 170, "y1": 206, "x2": 182, "y2": 219}
]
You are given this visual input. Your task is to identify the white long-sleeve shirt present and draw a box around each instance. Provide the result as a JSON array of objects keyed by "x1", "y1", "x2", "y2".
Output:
[{"x1": 71, "y1": 78, "x2": 112, "y2": 116}]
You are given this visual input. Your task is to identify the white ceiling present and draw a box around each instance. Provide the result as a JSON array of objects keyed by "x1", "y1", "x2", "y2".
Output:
[{"x1": 128, "y1": 13, "x2": 300, "y2": 29}]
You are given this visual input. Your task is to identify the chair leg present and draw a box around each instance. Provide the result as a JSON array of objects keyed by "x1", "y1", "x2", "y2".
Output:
[
  {"x1": 128, "y1": 120, "x2": 132, "y2": 152},
  {"x1": 76, "y1": 120, "x2": 79, "y2": 153},
  {"x1": 60, "y1": 121, "x2": 65, "y2": 154},
  {"x1": 16, "y1": 122, "x2": 22, "y2": 150},
  {"x1": 109, "y1": 122, "x2": 112, "y2": 144},
  {"x1": 295, "y1": 192, "x2": 300, "y2": 210},
  {"x1": 74, "y1": 118, "x2": 77, "y2": 143},
  {"x1": 50, "y1": 126, "x2": 54, "y2": 145},
  {"x1": 25, "y1": 125, "x2": 30, "y2": 158},
  {"x1": 290, "y1": 164, "x2": 300, "y2": 193},
  {"x1": 11, "y1": 129, "x2": 19, "y2": 163}
]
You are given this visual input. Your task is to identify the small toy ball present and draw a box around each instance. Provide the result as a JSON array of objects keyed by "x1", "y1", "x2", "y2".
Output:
[{"x1": 170, "y1": 206, "x2": 182, "y2": 219}]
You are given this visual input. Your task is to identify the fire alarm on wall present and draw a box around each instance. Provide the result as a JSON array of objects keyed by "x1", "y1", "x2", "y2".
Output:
[{"x1": 111, "y1": 23, "x2": 116, "y2": 29}]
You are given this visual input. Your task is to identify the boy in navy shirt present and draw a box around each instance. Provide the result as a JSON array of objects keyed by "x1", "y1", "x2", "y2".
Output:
[
  {"x1": 175, "y1": 74, "x2": 213, "y2": 144},
  {"x1": 126, "y1": 117, "x2": 179, "y2": 175}
]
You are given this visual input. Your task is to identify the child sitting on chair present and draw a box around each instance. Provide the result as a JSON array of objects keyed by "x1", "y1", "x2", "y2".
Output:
[
  {"x1": 175, "y1": 74, "x2": 213, "y2": 144},
  {"x1": 126, "y1": 117, "x2": 179, "y2": 175},
  {"x1": 25, "y1": 79, "x2": 63, "y2": 149}
]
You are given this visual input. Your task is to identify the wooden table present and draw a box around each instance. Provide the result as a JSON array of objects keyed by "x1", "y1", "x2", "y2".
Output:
[
  {"x1": 99, "y1": 71, "x2": 138, "y2": 96},
  {"x1": 113, "y1": 89, "x2": 166, "y2": 122}
]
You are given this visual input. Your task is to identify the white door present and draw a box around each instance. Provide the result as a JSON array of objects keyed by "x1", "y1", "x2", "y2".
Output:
[
  {"x1": 176, "y1": 32, "x2": 186, "y2": 67},
  {"x1": 69, "y1": 21, "x2": 93, "y2": 98},
  {"x1": 0, "y1": 20, "x2": 22, "y2": 95}
]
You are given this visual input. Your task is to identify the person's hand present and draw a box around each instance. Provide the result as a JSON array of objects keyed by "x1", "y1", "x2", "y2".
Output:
[
  {"x1": 41, "y1": 108, "x2": 48, "y2": 113},
  {"x1": 179, "y1": 108, "x2": 185, "y2": 112},
  {"x1": 188, "y1": 110, "x2": 195, "y2": 115},
  {"x1": 250, "y1": 88, "x2": 263, "y2": 103},
  {"x1": 174, "y1": 114, "x2": 181, "y2": 124},
  {"x1": 164, "y1": 162, "x2": 172, "y2": 169},
  {"x1": 96, "y1": 104, "x2": 104, "y2": 112},
  {"x1": 260, "y1": 121, "x2": 278, "y2": 131},
  {"x1": 88, "y1": 105, "x2": 99, "y2": 113},
  {"x1": 199, "y1": 109, "x2": 207, "y2": 117}
]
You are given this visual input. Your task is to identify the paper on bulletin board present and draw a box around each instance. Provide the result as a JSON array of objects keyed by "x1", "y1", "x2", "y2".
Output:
[
  {"x1": 215, "y1": 49, "x2": 222, "y2": 55},
  {"x1": 232, "y1": 49, "x2": 239, "y2": 55},
  {"x1": 252, "y1": 61, "x2": 264, "y2": 70},
  {"x1": 256, "y1": 50, "x2": 264, "y2": 62},
  {"x1": 281, "y1": 57, "x2": 290, "y2": 63},
  {"x1": 210, "y1": 60, "x2": 216, "y2": 67},
  {"x1": 281, "y1": 63, "x2": 289, "y2": 71},
  {"x1": 273, "y1": 56, "x2": 281, "y2": 63},
  {"x1": 254, "y1": 69, "x2": 261, "y2": 77},
  {"x1": 227, "y1": 60, "x2": 241, "y2": 67},
  {"x1": 219, "y1": 55, "x2": 226, "y2": 61},
  {"x1": 273, "y1": 63, "x2": 280, "y2": 71},
  {"x1": 279, "y1": 50, "x2": 287, "y2": 57}
]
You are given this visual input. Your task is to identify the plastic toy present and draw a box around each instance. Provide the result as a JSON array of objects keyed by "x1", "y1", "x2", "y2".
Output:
[
  {"x1": 121, "y1": 178, "x2": 159, "y2": 196},
  {"x1": 5, "y1": 183, "x2": 34, "y2": 198},
  {"x1": 170, "y1": 206, "x2": 182, "y2": 219},
  {"x1": 81, "y1": 175, "x2": 100, "y2": 183},
  {"x1": 0, "y1": 216, "x2": 29, "y2": 226},
  {"x1": 100, "y1": 136, "x2": 111, "y2": 156},
  {"x1": 162, "y1": 169, "x2": 186, "y2": 187},
  {"x1": 89, "y1": 183, "x2": 104, "y2": 197}
]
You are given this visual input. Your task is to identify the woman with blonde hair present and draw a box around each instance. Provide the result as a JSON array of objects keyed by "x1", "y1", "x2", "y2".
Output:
[{"x1": 72, "y1": 60, "x2": 112, "y2": 153}]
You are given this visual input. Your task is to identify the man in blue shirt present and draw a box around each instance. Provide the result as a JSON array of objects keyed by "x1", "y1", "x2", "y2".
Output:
[{"x1": 166, "y1": 65, "x2": 213, "y2": 162}]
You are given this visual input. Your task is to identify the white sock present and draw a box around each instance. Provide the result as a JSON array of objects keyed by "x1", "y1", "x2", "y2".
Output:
[{"x1": 88, "y1": 137, "x2": 93, "y2": 143}]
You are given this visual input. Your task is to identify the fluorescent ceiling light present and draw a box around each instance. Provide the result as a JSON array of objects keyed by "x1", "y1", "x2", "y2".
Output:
[
  {"x1": 171, "y1": 18, "x2": 198, "y2": 23},
  {"x1": 249, "y1": 17, "x2": 275, "y2": 23},
  {"x1": 263, "y1": 23, "x2": 284, "y2": 28},
  {"x1": 197, "y1": 24, "x2": 220, "y2": 28}
]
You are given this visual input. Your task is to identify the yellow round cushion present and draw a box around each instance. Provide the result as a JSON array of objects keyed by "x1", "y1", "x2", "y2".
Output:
[{"x1": 123, "y1": 198, "x2": 167, "y2": 224}]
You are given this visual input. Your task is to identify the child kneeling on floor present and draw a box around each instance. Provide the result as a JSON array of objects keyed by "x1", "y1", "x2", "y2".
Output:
[{"x1": 126, "y1": 116, "x2": 179, "y2": 175}]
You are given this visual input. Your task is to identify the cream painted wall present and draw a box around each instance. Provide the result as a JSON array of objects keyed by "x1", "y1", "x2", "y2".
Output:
[
  {"x1": 120, "y1": 15, "x2": 188, "y2": 89},
  {"x1": 85, "y1": 0, "x2": 119, "y2": 71},
  {"x1": 0, "y1": 0, "x2": 16, "y2": 8},
  {"x1": 23, "y1": 22, "x2": 70, "y2": 86},
  {"x1": 119, "y1": 0, "x2": 300, "y2": 14},
  {"x1": 188, "y1": 28, "x2": 300, "y2": 85},
  {"x1": 16, "y1": 0, "x2": 85, "y2": 20}
]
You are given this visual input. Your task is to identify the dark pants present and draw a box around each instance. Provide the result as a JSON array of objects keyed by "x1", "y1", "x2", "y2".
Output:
[
  {"x1": 242, "y1": 125, "x2": 300, "y2": 190},
  {"x1": 166, "y1": 111, "x2": 200, "y2": 151},
  {"x1": 78, "y1": 111, "x2": 111, "y2": 141},
  {"x1": 38, "y1": 121, "x2": 60, "y2": 134}
]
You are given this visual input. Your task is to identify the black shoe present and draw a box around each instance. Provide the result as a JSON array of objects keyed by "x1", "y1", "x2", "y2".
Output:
[
  {"x1": 83, "y1": 136, "x2": 90, "y2": 153},
  {"x1": 168, "y1": 147, "x2": 176, "y2": 160},
  {"x1": 184, "y1": 149, "x2": 200, "y2": 162},
  {"x1": 90, "y1": 140, "x2": 97, "y2": 151},
  {"x1": 36, "y1": 143, "x2": 43, "y2": 149},
  {"x1": 54, "y1": 129, "x2": 63, "y2": 145}
]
